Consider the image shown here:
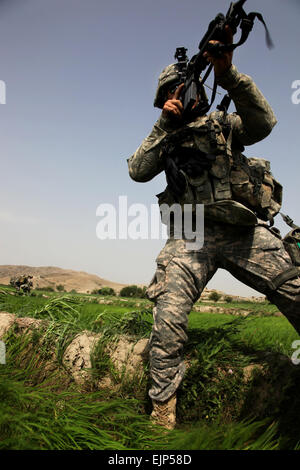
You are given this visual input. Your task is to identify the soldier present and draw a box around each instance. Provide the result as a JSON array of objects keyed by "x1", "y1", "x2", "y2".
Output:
[
  {"x1": 10, "y1": 274, "x2": 33, "y2": 294},
  {"x1": 127, "y1": 27, "x2": 300, "y2": 430},
  {"x1": 21, "y1": 275, "x2": 33, "y2": 294}
]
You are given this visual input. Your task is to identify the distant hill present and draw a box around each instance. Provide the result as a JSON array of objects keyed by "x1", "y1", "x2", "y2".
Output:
[
  {"x1": 0, "y1": 265, "x2": 126, "y2": 294},
  {"x1": 0, "y1": 265, "x2": 264, "y2": 302}
]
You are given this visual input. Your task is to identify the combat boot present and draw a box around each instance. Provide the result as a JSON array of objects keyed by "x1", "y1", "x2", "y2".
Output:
[{"x1": 150, "y1": 393, "x2": 176, "y2": 430}]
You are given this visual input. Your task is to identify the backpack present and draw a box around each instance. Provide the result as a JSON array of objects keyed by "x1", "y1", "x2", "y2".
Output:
[{"x1": 230, "y1": 154, "x2": 283, "y2": 225}]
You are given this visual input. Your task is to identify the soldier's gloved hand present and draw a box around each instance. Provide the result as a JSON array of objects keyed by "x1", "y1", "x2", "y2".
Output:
[
  {"x1": 203, "y1": 25, "x2": 233, "y2": 77},
  {"x1": 162, "y1": 83, "x2": 184, "y2": 119}
]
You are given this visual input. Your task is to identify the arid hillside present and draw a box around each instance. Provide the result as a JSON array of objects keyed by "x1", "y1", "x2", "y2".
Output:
[{"x1": 0, "y1": 265, "x2": 126, "y2": 294}]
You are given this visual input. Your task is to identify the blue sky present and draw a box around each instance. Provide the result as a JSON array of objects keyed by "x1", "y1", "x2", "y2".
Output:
[{"x1": 0, "y1": 0, "x2": 299, "y2": 296}]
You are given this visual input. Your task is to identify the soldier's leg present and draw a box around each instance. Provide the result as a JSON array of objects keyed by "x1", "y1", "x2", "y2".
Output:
[
  {"x1": 146, "y1": 238, "x2": 217, "y2": 403},
  {"x1": 219, "y1": 223, "x2": 300, "y2": 333}
]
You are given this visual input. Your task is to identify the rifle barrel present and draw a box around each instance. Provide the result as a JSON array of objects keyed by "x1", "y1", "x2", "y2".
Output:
[{"x1": 234, "y1": 0, "x2": 247, "y2": 8}]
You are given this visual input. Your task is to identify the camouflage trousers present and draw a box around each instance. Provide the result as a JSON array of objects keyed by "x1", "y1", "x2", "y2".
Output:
[{"x1": 146, "y1": 219, "x2": 300, "y2": 402}]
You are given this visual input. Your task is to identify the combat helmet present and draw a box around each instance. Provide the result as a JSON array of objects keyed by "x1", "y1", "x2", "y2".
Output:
[
  {"x1": 153, "y1": 62, "x2": 209, "y2": 114},
  {"x1": 153, "y1": 63, "x2": 181, "y2": 109}
]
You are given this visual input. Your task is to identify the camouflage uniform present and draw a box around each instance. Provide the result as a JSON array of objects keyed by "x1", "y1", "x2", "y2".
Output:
[
  {"x1": 10, "y1": 274, "x2": 33, "y2": 294},
  {"x1": 127, "y1": 65, "x2": 300, "y2": 403}
]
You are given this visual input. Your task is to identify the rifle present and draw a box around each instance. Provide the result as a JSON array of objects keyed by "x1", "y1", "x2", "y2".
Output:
[{"x1": 174, "y1": 0, "x2": 273, "y2": 119}]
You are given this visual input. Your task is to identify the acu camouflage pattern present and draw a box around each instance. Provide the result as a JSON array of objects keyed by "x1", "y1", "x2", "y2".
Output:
[
  {"x1": 128, "y1": 65, "x2": 278, "y2": 185},
  {"x1": 146, "y1": 221, "x2": 300, "y2": 402},
  {"x1": 128, "y1": 65, "x2": 281, "y2": 224},
  {"x1": 283, "y1": 227, "x2": 300, "y2": 266},
  {"x1": 128, "y1": 64, "x2": 300, "y2": 403},
  {"x1": 156, "y1": 117, "x2": 282, "y2": 223},
  {"x1": 10, "y1": 274, "x2": 33, "y2": 294}
]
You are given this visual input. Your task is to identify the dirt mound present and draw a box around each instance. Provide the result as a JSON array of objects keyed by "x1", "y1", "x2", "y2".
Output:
[
  {"x1": 0, "y1": 312, "x2": 44, "y2": 337},
  {"x1": 0, "y1": 312, "x2": 149, "y2": 388}
]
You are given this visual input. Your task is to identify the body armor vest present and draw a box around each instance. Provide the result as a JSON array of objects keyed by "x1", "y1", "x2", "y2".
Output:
[{"x1": 158, "y1": 116, "x2": 282, "y2": 225}]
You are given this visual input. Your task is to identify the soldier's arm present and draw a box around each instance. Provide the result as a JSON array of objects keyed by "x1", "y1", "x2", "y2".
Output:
[
  {"x1": 127, "y1": 114, "x2": 176, "y2": 182},
  {"x1": 215, "y1": 64, "x2": 277, "y2": 146},
  {"x1": 128, "y1": 84, "x2": 184, "y2": 182}
]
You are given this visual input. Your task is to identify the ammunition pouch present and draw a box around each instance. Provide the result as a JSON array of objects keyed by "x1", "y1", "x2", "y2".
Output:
[{"x1": 230, "y1": 155, "x2": 282, "y2": 224}]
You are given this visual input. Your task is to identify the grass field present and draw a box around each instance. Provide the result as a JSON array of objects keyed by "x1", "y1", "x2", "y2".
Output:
[{"x1": 1, "y1": 285, "x2": 300, "y2": 450}]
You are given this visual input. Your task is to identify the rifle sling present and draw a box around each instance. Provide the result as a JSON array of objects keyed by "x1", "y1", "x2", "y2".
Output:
[{"x1": 267, "y1": 267, "x2": 300, "y2": 292}]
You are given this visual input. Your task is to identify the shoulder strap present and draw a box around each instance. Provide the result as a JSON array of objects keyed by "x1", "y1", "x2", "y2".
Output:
[{"x1": 267, "y1": 267, "x2": 300, "y2": 292}]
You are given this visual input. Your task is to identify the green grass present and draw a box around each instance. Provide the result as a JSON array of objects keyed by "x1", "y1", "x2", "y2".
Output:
[
  {"x1": 1, "y1": 289, "x2": 300, "y2": 450},
  {"x1": 0, "y1": 329, "x2": 286, "y2": 451},
  {"x1": 0, "y1": 333, "x2": 167, "y2": 450},
  {"x1": 164, "y1": 419, "x2": 280, "y2": 450},
  {"x1": 195, "y1": 300, "x2": 280, "y2": 315},
  {"x1": 188, "y1": 312, "x2": 299, "y2": 356}
]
